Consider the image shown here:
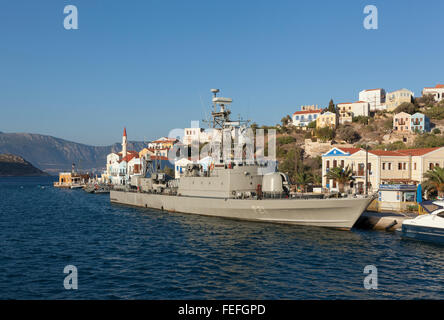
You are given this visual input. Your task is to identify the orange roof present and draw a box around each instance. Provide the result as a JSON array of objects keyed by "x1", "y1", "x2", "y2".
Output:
[
  {"x1": 338, "y1": 101, "x2": 368, "y2": 105},
  {"x1": 151, "y1": 139, "x2": 177, "y2": 144},
  {"x1": 369, "y1": 150, "x2": 402, "y2": 156},
  {"x1": 424, "y1": 84, "x2": 444, "y2": 89},
  {"x1": 123, "y1": 127, "x2": 127, "y2": 137},
  {"x1": 369, "y1": 147, "x2": 441, "y2": 157},
  {"x1": 365, "y1": 88, "x2": 382, "y2": 91},
  {"x1": 397, "y1": 147, "x2": 441, "y2": 156},
  {"x1": 293, "y1": 110, "x2": 322, "y2": 115},
  {"x1": 120, "y1": 153, "x2": 139, "y2": 163},
  {"x1": 149, "y1": 155, "x2": 169, "y2": 160}
]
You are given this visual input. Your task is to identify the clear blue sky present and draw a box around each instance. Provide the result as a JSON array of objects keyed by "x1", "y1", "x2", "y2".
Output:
[{"x1": 0, "y1": 0, "x2": 443, "y2": 145}]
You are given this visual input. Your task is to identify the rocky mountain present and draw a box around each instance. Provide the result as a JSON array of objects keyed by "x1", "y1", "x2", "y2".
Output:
[
  {"x1": 0, "y1": 133, "x2": 146, "y2": 175},
  {"x1": 0, "y1": 154, "x2": 49, "y2": 177}
]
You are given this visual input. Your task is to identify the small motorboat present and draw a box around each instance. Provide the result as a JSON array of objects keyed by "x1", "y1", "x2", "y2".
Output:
[{"x1": 401, "y1": 201, "x2": 444, "y2": 244}]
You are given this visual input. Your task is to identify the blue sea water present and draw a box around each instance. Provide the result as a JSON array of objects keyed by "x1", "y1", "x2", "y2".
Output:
[{"x1": 0, "y1": 176, "x2": 443, "y2": 299}]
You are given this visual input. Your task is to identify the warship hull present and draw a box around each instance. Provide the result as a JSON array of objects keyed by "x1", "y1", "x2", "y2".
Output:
[{"x1": 110, "y1": 190, "x2": 373, "y2": 229}]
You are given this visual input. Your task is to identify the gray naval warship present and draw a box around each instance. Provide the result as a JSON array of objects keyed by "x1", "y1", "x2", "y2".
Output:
[{"x1": 110, "y1": 89, "x2": 374, "y2": 229}]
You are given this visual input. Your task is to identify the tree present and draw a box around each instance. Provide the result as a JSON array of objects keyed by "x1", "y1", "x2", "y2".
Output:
[
  {"x1": 294, "y1": 171, "x2": 313, "y2": 193},
  {"x1": 315, "y1": 126, "x2": 335, "y2": 142},
  {"x1": 327, "y1": 99, "x2": 336, "y2": 113},
  {"x1": 337, "y1": 125, "x2": 361, "y2": 143},
  {"x1": 414, "y1": 94, "x2": 436, "y2": 107},
  {"x1": 281, "y1": 115, "x2": 292, "y2": 127},
  {"x1": 312, "y1": 172, "x2": 322, "y2": 186},
  {"x1": 423, "y1": 167, "x2": 444, "y2": 198},
  {"x1": 394, "y1": 102, "x2": 417, "y2": 115},
  {"x1": 414, "y1": 133, "x2": 444, "y2": 148},
  {"x1": 324, "y1": 165, "x2": 355, "y2": 193},
  {"x1": 161, "y1": 166, "x2": 175, "y2": 177},
  {"x1": 307, "y1": 121, "x2": 316, "y2": 129}
]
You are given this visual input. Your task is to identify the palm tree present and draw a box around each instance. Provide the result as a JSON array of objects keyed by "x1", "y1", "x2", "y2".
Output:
[
  {"x1": 423, "y1": 167, "x2": 444, "y2": 198},
  {"x1": 324, "y1": 165, "x2": 354, "y2": 193},
  {"x1": 312, "y1": 173, "x2": 322, "y2": 186},
  {"x1": 294, "y1": 171, "x2": 313, "y2": 193}
]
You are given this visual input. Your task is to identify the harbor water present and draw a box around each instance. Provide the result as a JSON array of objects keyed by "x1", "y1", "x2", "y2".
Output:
[{"x1": 0, "y1": 177, "x2": 443, "y2": 299}]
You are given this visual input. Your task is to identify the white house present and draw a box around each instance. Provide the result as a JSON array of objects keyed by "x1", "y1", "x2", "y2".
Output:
[
  {"x1": 337, "y1": 101, "x2": 370, "y2": 124},
  {"x1": 422, "y1": 84, "x2": 444, "y2": 102},
  {"x1": 183, "y1": 128, "x2": 213, "y2": 145},
  {"x1": 292, "y1": 110, "x2": 322, "y2": 128},
  {"x1": 174, "y1": 157, "x2": 192, "y2": 179},
  {"x1": 359, "y1": 88, "x2": 386, "y2": 111}
]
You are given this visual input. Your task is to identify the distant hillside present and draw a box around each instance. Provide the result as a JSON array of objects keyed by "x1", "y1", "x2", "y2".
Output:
[
  {"x1": 0, "y1": 133, "x2": 146, "y2": 174},
  {"x1": 0, "y1": 154, "x2": 49, "y2": 177}
]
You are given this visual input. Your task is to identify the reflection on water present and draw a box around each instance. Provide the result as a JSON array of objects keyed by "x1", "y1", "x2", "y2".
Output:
[{"x1": 0, "y1": 177, "x2": 443, "y2": 299}]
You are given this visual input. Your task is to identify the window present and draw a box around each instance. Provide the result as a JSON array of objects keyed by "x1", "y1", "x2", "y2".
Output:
[
  {"x1": 436, "y1": 163, "x2": 440, "y2": 168},
  {"x1": 382, "y1": 163, "x2": 386, "y2": 170},
  {"x1": 326, "y1": 161, "x2": 330, "y2": 169},
  {"x1": 430, "y1": 163, "x2": 434, "y2": 170},
  {"x1": 341, "y1": 160, "x2": 344, "y2": 168},
  {"x1": 398, "y1": 163, "x2": 402, "y2": 170},
  {"x1": 403, "y1": 163, "x2": 407, "y2": 170},
  {"x1": 333, "y1": 160, "x2": 337, "y2": 168},
  {"x1": 414, "y1": 163, "x2": 417, "y2": 170}
]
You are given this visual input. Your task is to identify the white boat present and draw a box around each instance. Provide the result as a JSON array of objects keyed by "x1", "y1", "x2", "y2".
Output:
[{"x1": 401, "y1": 201, "x2": 444, "y2": 244}]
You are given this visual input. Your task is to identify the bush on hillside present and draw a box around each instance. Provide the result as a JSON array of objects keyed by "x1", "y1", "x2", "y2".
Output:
[
  {"x1": 352, "y1": 116, "x2": 371, "y2": 125},
  {"x1": 337, "y1": 125, "x2": 361, "y2": 143},
  {"x1": 394, "y1": 102, "x2": 417, "y2": 115},
  {"x1": 414, "y1": 133, "x2": 444, "y2": 148},
  {"x1": 277, "y1": 135, "x2": 296, "y2": 145},
  {"x1": 424, "y1": 102, "x2": 444, "y2": 120},
  {"x1": 315, "y1": 126, "x2": 335, "y2": 142}
]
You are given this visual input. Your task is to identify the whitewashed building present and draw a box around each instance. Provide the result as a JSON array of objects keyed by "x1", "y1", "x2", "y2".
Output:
[
  {"x1": 422, "y1": 84, "x2": 444, "y2": 102},
  {"x1": 337, "y1": 101, "x2": 370, "y2": 124},
  {"x1": 292, "y1": 110, "x2": 322, "y2": 128},
  {"x1": 359, "y1": 88, "x2": 386, "y2": 111}
]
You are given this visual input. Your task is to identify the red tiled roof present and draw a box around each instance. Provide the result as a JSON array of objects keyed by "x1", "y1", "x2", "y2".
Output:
[
  {"x1": 120, "y1": 153, "x2": 139, "y2": 163},
  {"x1": 365, "y1": 88, "x2": 382, "y2": 92},
  {"x1": 369, "y1": 150, "x2": 402, "y2": 156},
  {"x1": 397, "y1": 147, "x2": 441, "y2": 156},
  {"x1": 369, "y1": 147, "x2": 441, "y2": 157},
  {"x1": 293, "y1": 110, "x2": 322, "y2": 115},
  {"x1": 424, "y1": 84, "x2": 444, "y2": 89},
  {"x1": 338, "y1": 101, "x2": 368, "y2": 105},
  {"x1": 333, "y1": 147, "x2": 442, "y2": 157},
  {"x1": 149, "y1": 155, "x2": 169, "y2": 160}
]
